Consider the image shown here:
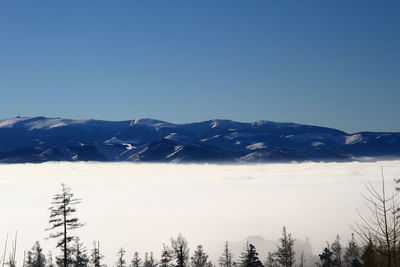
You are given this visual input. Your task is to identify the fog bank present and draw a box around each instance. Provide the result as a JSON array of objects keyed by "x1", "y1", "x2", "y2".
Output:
[{"x1": 0, "y1": 161, "x2": 399, "y2": 265}]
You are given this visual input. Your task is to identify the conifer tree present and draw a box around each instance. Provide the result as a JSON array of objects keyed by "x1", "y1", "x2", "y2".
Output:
[
  {"x1": 264, "y1": 252, "x2": 277, "y2": 267},
  {"x1": 298, "y1": 252, "x2": 305, "y2": 267},
  {"x1": 218, "y1": 242, "x2": 234, "y2": 267},
  {"x1": 331, "y1": 235, "x2": 342, "y2": 267},
  {"x1": 25, "y1": 251, "x2": 34, "y2": 267},
  {"x1": 144, "y1": 253, "x2": 150, "y2": 267},
  {"x1": 72, "y1": 238, "x2": 88, "y2": 267},
  {"x1": 170, "y1": 234, "x2": 189, "y2": 267},
  {"x1": 150, "y1": 253, "x2": 158, "y2": 267},
  {"x1": 131, "y1": 252, "x2": 142, "y2": 267},
  {"x1": 191, "y1": 246, "x2": 211, "y2": 267},
  {"x1": 276, "y1": 227, "x2": 295, "y2": 267},
  {"x1": 46, "y1": 184, "x2": 84, "y2": 267},
  {"x1": 25, "y1": 242, "x2": 46, "y2": 267},
  {"x1": 116, "y1": 249, "x2": 126, "y2": 267},
  {"x1": 33, "y1": 242, "x2": 46, "y2": 267},
  {"x1": 143, "y1": 252, "x2": 157, "y2": 267},
  {"x1": 343, "y1": 234, "x2": 360, "y2": 267},
  {"x1": 361, "y1": 238, "x2": 378, "y2": 267},
  {"x1": 47, "y1": 252, "x2": 55, "y2": 267},
  {"x1": 90, "y1": 242, "x2": 104, "y2": 267},
  {"x1": 239, "y1": 243, "x2": 263, "y2": 267},
  {"x1": 160, "y1": 244, "x2": 173, "y2": 267},
  {"x1": 319, "y1": 247, "x2": 333, "y2": 267}
]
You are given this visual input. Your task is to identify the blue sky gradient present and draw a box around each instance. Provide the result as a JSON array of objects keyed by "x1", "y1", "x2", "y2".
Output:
[{"x1": 0, "y1": 1, "x2": 399, "y2": 132}]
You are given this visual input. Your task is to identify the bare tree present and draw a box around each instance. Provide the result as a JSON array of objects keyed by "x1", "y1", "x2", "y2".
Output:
[
  {"x1": 351, "y1": 169, "x2": 399, "y2": 267},
  {"x1": 1, "y1": 234, "x2": 8, "y2": 267},
  {"x1": 6, "y1": 232, "x2": 17, "y2": 267}
]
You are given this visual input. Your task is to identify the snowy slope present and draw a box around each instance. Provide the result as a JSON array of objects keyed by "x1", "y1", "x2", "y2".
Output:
[{"x1": 0, "y1": 116, "x2": 399, "y2": 163}]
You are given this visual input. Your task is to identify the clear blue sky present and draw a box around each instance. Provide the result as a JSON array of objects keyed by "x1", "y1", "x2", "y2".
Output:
[{"x1": 0, "y1": 0, "x2": 399, "y2": 133}]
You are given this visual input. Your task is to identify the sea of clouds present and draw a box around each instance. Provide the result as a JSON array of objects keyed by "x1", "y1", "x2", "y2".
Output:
[{"x1": 0, "y1": 161, "x2": 399, "y2": 265}]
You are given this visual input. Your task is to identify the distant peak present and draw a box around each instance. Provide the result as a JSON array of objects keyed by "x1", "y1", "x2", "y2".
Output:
[
  {"x1": 246, "y1": 235, "x2": 268, "y2": 242},
  {"x1": 129, "y1": 118, "x2": 174, "y2": 129},
  {"x1": 204, "y1": 119, "x2": 245, "y2": 129},
  {"x1": 252, "y1": 120, "x2": 272, "y2": 125}
]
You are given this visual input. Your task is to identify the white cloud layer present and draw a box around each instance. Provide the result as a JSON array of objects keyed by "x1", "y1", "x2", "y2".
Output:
[{"x1": 0, "y1": 161, "x2": 399, "y2": 265}]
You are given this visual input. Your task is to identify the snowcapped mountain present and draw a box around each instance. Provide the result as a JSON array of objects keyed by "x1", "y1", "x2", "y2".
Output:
[{"x1": 0, "y1": 116, "x2": 399, "y2": 163}]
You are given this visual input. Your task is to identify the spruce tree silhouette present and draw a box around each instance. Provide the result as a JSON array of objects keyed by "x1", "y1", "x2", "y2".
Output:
[
  {"x1": 131, "y1": 252, "x2": 142, "y2": 267},
  {"x1": 90, "y1": 242, "x2": 104, "y2": 267},
  {"x1": 160, "y1": 244, "x2": 173, "y2": 267},
  {"x1": 46, "y1": 184, "x2": 84, "y2": 267},
  {"x1": 218, "y1": 242, "x2": 234, "y2": 267},
  {"x1": 276, "y1": 227, "x2": 295, "y2": 267},
  {"x1": 319, "y1": 247, "x2": 333, "y2": 267},
  {"x1": 191, "y1": 245, "x2": 212, "y2": 267},
  {"x1": 25, "y1": 241, "x2": 46, "y2": 267},
  {"x1": 239, "y1": 243, "x2": 263, "y2": 267},
  {"x1": 72, "y1": 237, "x2": 89, "y2": 267},
  {"x1": 116, "y1": 248, "x2": 126, "y2": 267},
  {"x1": 171, "y1": 234, "x2": 189, "y2": 267}
]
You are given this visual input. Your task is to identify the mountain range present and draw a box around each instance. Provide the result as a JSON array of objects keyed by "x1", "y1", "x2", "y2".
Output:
[{"x1": 0, "y1": 116, "x2": 399, "y2": 163}]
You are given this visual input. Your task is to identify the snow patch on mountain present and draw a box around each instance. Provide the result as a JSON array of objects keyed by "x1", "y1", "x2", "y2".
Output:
[
  {"x1": 166, "y1": 146, "x2": 184, "y2": 159},
  {"x1": 201, "y1": 135, "x2": 221, "y2": 142},
  {"x1": 130, "y1": 118, "x2": 174, "y2": 130},
  {"x1": 345, "y1": 134, "x2": 364, "y2": 145},
  {"x1": 246, "y1": 142, "x2": 267, "y2": 150},
  {"x1": 27, "y1": 118, "x2": 88, "y2": 130},
  {"x1": 164, "y1": 133, "x2": 193, "y2": 145},
  {"x1": 104, "y1": 137, "x2": 135, "y2": 150},
  {"x1": 0, "y1": 117, "x2": 28, "y2": 128},
  {"x1": 0, "y1": 117, "x2": 94, "y2": 130},
  {"x1": 311, "y1": 141, "x2": 324, "y2": 147}
]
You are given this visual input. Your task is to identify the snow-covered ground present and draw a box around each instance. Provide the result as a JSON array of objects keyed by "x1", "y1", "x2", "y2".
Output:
[{"x1": 0, "y1": 161, "x2": 399, "y2": 265}]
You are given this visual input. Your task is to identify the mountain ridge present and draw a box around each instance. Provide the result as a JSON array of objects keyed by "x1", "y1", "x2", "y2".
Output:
[{"x1": 0, "y1": 116, "x2": 399, "y2": 163}]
